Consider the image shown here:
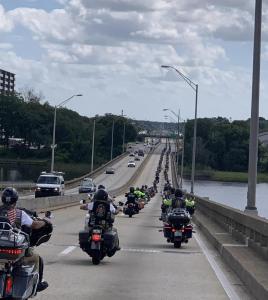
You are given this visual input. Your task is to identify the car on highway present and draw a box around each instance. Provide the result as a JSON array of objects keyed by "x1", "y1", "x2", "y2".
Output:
[
  {"x1": 79, "y1": 180, "x2": 96, "y2": 194},
  {"x1": 134, "y1": 156, "x2": 140, "y2": 161},
  {"x1": 128, "y1": 160, "x2": 136, "y2": 167},
  {"x1": 138, "y1": 149, "x2": 144, "y2": 156},
  {"x1": 105, "y1": 167, "x2": 115, "y2": 174},
  {"x1": 129, "y1": 153, "x2": 135, "y2": 157},
  {"x1": 35, "y1": 172, "x2": 65, "y2": 198}
]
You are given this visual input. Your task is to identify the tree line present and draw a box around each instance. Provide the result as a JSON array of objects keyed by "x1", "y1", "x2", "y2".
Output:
[
  {"x1": 183, "y1": 117, "x2": 268, "y2": 173},
  {"x1": 0, "y1": 94, "x2": 137, "y2": 167}
]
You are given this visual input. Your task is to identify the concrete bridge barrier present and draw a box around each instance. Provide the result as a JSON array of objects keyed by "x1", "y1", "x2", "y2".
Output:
[{"x1": 170, "y1": 152, "x2": 268, "y2": 300}]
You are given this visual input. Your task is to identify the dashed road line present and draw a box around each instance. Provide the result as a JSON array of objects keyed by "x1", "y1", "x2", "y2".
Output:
[{"x1": 59, "y1": 246, "x2": 77, "y2": 256}]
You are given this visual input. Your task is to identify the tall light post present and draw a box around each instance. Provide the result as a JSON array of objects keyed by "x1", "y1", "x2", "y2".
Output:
[
  {"x1": 51, "y1": 94, "x2": 82, "y2": 172},
  {"x1": 246, "y1": 0, "x2": 262, "y2": 214},
  {"x1": 180, "y1": 121, "x2": 186, "y2": 189},
  {"x1": 122, "y1": 122, "x2": 126, "y2": 153},
  {"x1": 91, "y1": 119, "x2": 96, "y2": 173},
  {"x1": 163, "y1": 108, "x2": 180, "y2": 165},
  {"x1": 162, "y1": 65, "x2": 198, "y2": 194},
  {"x1": 110, "y1": 120, "x2": 115, "y2": 161}
]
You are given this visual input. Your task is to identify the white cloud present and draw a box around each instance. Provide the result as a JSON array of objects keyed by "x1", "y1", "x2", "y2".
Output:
[{"x1": 0, "y1": 5, "x2": 14, "y2": 32}]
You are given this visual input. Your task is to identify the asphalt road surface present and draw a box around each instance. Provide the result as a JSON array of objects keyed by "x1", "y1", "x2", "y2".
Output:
[
  {"x1": 35, "y1": 145, "x2": 253, "y2": 300},
  {"x1": 20, "y1": 143, "x2": 148, "y2": 199}
]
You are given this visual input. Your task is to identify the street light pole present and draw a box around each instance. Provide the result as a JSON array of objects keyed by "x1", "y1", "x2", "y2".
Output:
[
  {"x1": 50, "y1": 94, "x2": 82, "y2": 172},
  {"x1": 122, "y1": 122, "x2": 126, "y2": 153},
  {"x1": 91, "y1": 119, "x2": 96, "y2": 173},
  {"x1": 110, "y1": 120, "x2": 115, "y2": 161},
  {"x1": 162, "y1": 65, "x2": 198, "y2": 194},
  {"x1": 51, "y1": 106, "x2": 57, "y2": 173},
  {"x1": 246, "y1": 0, "x2": 262, "y2": 214},
  {"x1": 191, "y1": 84, "x2": 198, "y2": 194},
  {"x1": 180, "y1": 121, "x2": 186, "y2": 189}
]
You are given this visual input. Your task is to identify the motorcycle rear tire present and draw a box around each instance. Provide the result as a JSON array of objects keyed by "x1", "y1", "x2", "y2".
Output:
[
  {"x1": 92, "y1": 257, "x2": 101, "y2": 265},
  {"x1": 174, "y1": 241, "x2": 181, "y2": 248},
  {"x1": 129, "y1": 214, "x2": 133, "y2": 218}
]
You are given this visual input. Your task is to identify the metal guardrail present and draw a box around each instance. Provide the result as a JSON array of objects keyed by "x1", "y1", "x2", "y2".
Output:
[{"x1": 170, "y1": 151, "x2": 268, "y2": 261}]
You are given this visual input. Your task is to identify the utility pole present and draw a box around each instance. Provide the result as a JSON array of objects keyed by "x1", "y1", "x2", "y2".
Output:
[
  {"x1": 122, "y1": 122, "x2": 126, "y2": 153},
  {"x1": 91, "y1": 119, "x2": 96, "y2": 173},
  {"x1": 110, "y1": 120, "x2": 115, "y2": 161},
  {"x1": 246, "y1": 0, "x2": 262, "y2": 214}
]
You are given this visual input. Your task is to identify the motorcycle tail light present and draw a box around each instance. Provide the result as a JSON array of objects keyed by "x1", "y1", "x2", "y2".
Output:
[
  {"x1": 0, "y1": 248, "x2": 23, "y2": 255},
  {"x1": 5, "y1": 276, "x2": 13, "y2": 295},
  {"x1": 172, "y1": 228, "x2": 176, "y2": 233},
  {"x1": 92, "y1": 234, "x2": 101, "y2": 242}
]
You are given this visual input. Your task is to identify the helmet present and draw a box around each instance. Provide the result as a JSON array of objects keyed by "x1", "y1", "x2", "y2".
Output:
[
  {"x1": 94, "y1": 189, "x2": 108, "y2": 201},
  {"x1": 1, "y1": 187, "x2": 18, "y2": 206},
  {"x1": 175, "y1": 189, "x2": 183, "y2": 198},
  {"x1": 130, "y1": 187, "x2": 135, "y2": 193},
  {"x1": 98, "y1": 184, "x2": 105, "y2": 190},
  {"x1": 136, "y1": 187, "x2": 140, "y2": 191}
]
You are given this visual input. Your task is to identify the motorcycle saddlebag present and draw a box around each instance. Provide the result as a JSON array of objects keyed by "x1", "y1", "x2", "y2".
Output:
[
  {"x1": 184, "y1": 225, "x2": 193, "y2": 239},
  {"x1": 12, "y1": 267, "x2": 39, "y2": 299},
  {"x1": 167, "y1": 210, "x2": 190, "y2": 226},
  {"x1": 103, "y1": 230, "x2": 117, "y2": 249},
  {"x1": 79, "y1": 230, "x2": 90, "y2": 246}
]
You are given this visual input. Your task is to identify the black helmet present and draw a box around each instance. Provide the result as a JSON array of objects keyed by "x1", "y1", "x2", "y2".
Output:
[
  {"x1": 175, "y1": 189, "x2": 183, "y2": 198},
  {"x1": 94, "y1": 189, "x2": 108, "y2": 201},
  {"x1": 1, "y1": 187, "x2": 18, "y2": 206},
  {"x1": 130, "y1": 187, "x2": 135, "y2": 193},
  {"x1": 98, "y1": 184, "x2": 105, "y2": 190}
]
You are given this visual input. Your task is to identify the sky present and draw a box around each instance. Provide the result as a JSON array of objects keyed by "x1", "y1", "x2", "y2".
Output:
[{"x1": 0, "y1": 0, "x2": 268, "y2": 122}]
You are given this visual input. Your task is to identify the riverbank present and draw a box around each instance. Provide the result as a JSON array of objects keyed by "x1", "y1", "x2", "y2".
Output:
[{"x1": 182, "y1": 169, "x2": 268, "y2": 183}]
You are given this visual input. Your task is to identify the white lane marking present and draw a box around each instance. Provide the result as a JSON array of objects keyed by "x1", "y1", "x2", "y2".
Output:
[
  {"x1": 59, "y1": 246, "x2": 77, "y2": 256},
  {"x1": 122, "y1": 248, "x2": 160, "y2": 254},
  {"x1": 222, "y1": 244, "x2": 247, "y2": 247},
  {"x1": 194, "y1": 232, "x2": 240, "y2": 300}
]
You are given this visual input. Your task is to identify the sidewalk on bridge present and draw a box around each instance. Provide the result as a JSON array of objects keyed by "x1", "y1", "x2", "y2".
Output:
[{"x1": 194, "y1": 211, "x2": 268, "y2": 300}]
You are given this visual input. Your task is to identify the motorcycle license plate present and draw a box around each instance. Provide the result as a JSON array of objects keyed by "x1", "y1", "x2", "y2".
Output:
[{"x1": 174, "y1": 231, "x2": 182, "y2": 237}]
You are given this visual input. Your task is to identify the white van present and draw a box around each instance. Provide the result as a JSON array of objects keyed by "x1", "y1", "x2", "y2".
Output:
[{"x1": 35, "y1": 172, "x2": 65, "y2": 198}]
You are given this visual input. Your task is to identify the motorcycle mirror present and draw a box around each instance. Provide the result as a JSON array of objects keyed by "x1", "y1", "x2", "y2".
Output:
[
  {"x1": 158, "y1": 229, "x2": 163, "y2": 232},
  {"x1": 80, "y1": 199, "x2": 86, "y2": 204}
]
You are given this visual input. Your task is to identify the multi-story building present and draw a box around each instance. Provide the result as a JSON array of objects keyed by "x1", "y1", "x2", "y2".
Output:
[{"x1": 0, "y1": 69, "x2": 15, "y2": 95}]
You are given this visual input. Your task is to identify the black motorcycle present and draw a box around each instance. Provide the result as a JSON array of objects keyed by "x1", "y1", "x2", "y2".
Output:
[
  {"x1": 123, "y1": 203, "x2": 138, "y2": 218},
  {"x1": 163, "y1": 208, "x2": 193, "y2": 248},
  {"x1": 79, "y1": 218, "x2": 119, "y2": 265},
  {"x1": 0, "y1": 213, "x2": 52, "y2": 299}
]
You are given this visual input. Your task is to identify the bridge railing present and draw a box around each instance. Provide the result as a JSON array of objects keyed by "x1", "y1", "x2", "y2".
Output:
[
  {"x1": 193, "y1": 196, "x2": 268, "y2": 260},
  {"x1": 170, "y1": 152, "x2": 268, "y2": 261}
]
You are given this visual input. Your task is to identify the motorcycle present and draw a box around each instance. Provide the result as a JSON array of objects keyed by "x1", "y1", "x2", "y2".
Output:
[
  {"x1": 79, "y1": 214, "x2": 119, "y2": 265},
  {"x1": 162, "y1": 208, "x2": 193, "y2": 248},
  {"x1": 123, "y1": 203, "x2": 138, "y2": 218},
  {"x1": 0, "y1": 212, "x2": 52, "y2": 299}
]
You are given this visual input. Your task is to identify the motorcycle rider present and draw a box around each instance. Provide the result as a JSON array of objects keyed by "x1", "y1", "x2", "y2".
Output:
[
  {"x1": 0, "y1": 187, "x2": 51, "y2": 292},
  {"x1": 80, "y1": 189, "x2": 120, "y2": 251},
  {"x1": 125, "y1": 187, "x2": 139, "y2": 211},
  {"x1": 172, "y1": 189, "x2": 186, "y2": 209}
]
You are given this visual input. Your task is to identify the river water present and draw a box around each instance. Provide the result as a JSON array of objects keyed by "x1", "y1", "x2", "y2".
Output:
[{"x1": 183, "y1": 180, "x2": 268, "y2": 219}]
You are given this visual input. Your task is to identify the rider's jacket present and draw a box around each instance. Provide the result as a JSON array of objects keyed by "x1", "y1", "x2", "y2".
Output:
[
  {"x1": 0, "y1": 205, "x2": 33, "y2": 228},
  {"x1": 125, "y1": 193, "x2": 137, "y2": 205}
]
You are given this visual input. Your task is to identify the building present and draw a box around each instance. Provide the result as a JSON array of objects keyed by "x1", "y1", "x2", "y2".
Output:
[{"x1": 0, "y1": 69, "x2": 15, "y2": 95}]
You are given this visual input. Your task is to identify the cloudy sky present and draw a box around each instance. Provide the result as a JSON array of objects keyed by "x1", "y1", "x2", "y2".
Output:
[{"x1": 0, "y1": 0, "x2": 268, "y2": 121}]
